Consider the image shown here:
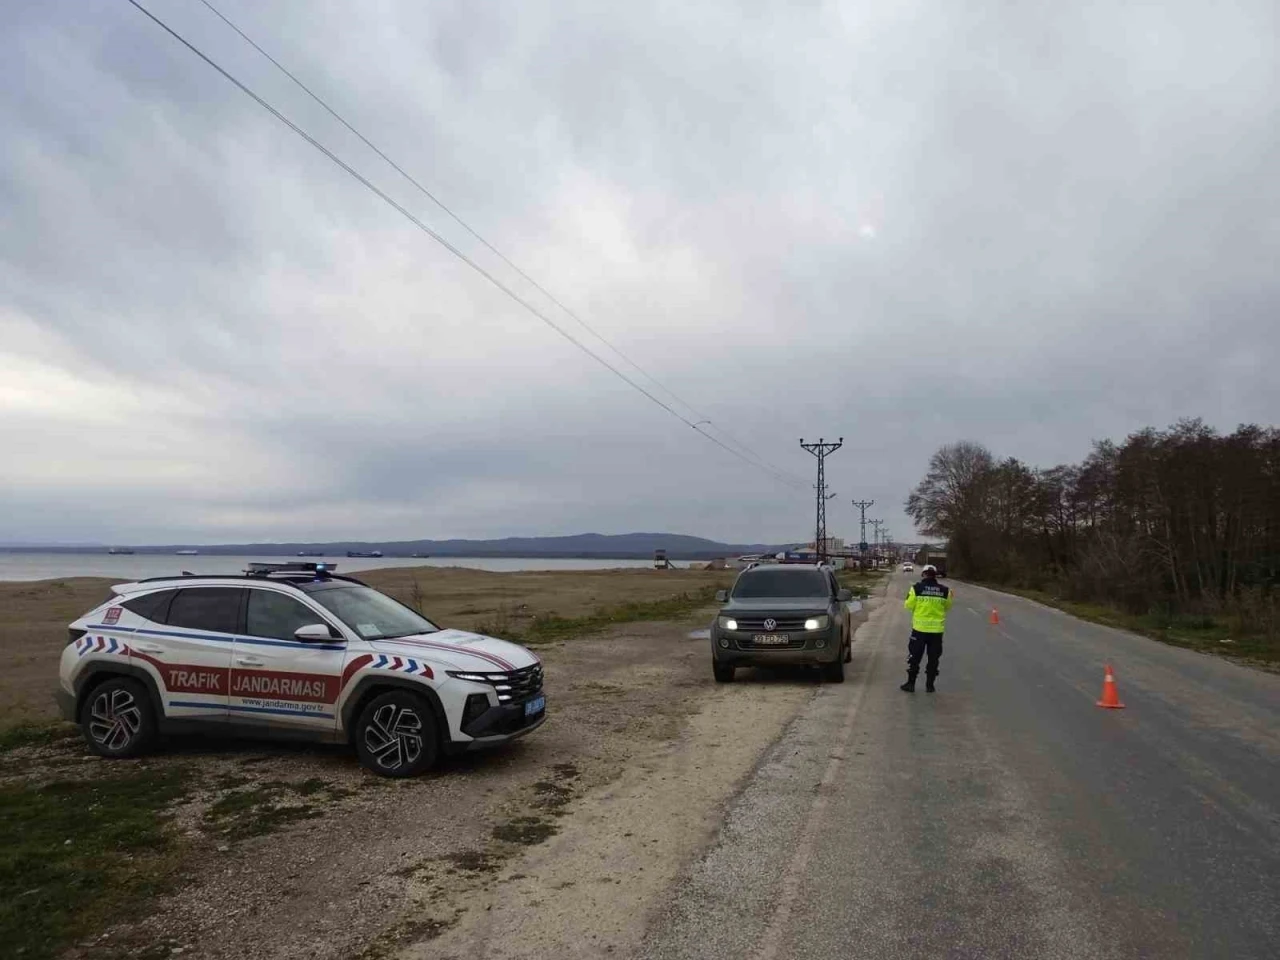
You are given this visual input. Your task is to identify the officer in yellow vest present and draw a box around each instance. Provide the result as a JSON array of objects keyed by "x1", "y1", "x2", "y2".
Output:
[{"x1": 902, "y1": 565, "x2": 954, "y2": 693}]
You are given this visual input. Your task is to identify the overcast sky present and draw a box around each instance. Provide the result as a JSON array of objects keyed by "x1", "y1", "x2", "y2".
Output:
[{"x1": 2, "y1": 0, "x2": 1277, "y2": 547}]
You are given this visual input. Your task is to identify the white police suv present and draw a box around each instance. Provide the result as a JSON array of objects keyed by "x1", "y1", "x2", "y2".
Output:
[{"x1": 56, "y1": 563, "x2": 546, "y2": 777}]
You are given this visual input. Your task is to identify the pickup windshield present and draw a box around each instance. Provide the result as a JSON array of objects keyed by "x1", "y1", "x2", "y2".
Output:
[
  {"x1": 732, "y1": 569, "x2": 830, "y2": 599},
  {"x1": 307, "y1": 584, "x2": 438, "y2": 640}
]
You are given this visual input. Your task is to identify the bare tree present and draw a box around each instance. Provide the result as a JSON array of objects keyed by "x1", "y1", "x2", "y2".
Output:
[{"x1": 905, "y1": 423, "x2": 1279, "y2": 644}]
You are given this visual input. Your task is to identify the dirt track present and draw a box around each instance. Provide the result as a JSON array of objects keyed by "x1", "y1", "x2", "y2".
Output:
[
  {"x1": 29, "y1": 601, "x2": 871, "y2": 960},
  {"x1": 1, "y1": 567, "x2": 881, "y2": 959}
]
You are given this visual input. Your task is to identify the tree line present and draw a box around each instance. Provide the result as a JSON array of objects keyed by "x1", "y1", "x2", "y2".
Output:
[{"x1": 905, "y1": 420, "x2": 1279, "y2": 640}]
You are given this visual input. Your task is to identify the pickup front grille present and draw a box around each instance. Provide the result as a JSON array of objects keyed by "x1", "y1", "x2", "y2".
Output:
[{"x1": 733, "y1": 617, "x2": 811, "y2": 632}]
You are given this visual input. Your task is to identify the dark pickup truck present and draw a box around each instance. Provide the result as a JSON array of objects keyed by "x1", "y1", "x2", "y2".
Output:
[{"x1": 710, "y1": 564, "x2": 853, "y2": 683}]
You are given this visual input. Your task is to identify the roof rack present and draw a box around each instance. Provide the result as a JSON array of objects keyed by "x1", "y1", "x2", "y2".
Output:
[
  {"x1": 245, "y1": 561, "x2": 337, "y2": 577},
  {"x1": 130, "y1": 566, "x2": 367, "y2": 588}
]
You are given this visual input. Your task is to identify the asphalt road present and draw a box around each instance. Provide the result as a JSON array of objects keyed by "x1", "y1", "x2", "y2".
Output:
[{"x1": 640, "y1": 574, "x2": 1280, "y2": 960}]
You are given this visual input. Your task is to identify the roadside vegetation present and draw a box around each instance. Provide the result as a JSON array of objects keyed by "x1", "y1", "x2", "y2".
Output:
[
  {"x1": 0, "y1": 738, "x2": 389, "y2": 960},
  {"x1": 0, "y1": 759, "x2": 193, "y2": 960},
  {"x1": 0, "y1": 721, "x2": 73, "y2": 753},
  {"x1": 472, "y1": 584, "x2": 729, "y2": 644},
  {"x1": 907, "y1": 420, "x2": 1279, "y2": 667},
  {"x1": 837, "y1": 568, "x2": 888, "y2": 599}
]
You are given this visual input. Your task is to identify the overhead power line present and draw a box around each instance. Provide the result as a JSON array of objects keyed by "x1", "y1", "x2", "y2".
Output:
[
  {"x1": 193, "y1": 0, "x2": 762, "y2": 455},
  {"x1": 193, "y1": 0, "x2": 805, "y2": 488},
  {"x1": 123, "y1": 0, "x2": 806, "y2": 490},
  {"x1": 198, "y1": 0, "x2": 806, "y2": 489}
]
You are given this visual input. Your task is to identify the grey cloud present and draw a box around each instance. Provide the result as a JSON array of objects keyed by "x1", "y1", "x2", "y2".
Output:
[{"x1": 2, "y1": 0, "x2": 1277, "y2": 546}]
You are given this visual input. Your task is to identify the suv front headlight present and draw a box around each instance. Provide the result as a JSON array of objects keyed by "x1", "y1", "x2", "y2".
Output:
[
  {"x1": 804, "y1": 615, "x2": 830, "y2": 631},
  {"x1": 717, "y1": 616, "x2": 738, "y2": 631}
]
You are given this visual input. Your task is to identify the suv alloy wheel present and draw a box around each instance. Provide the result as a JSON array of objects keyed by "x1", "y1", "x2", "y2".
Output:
[
  {"x1": 81, "y1": 677, "x2": 157, "y2": 757},
  {"x1": 354, "y1": 690, "x2": 440, "y2": 777}
]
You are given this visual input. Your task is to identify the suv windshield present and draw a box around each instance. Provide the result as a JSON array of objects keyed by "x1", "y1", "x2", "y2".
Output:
[
  {"x1": 306, "y1": 584, "x2": 438, "y2": 640},
  {"x1": 732, "y1": 569, "x2": 830, "y2": 599}
]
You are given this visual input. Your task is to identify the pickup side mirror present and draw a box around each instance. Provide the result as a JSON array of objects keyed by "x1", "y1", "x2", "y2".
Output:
[
  {"x1": 837, "y1": 589, "x2": 853, "y2": 603},
  {"x1": 294, "y1": 623, "x2": 340, "y2": 642},
  {"x1": 714, "y1": 589, "x2": 728, "y2": 603}
]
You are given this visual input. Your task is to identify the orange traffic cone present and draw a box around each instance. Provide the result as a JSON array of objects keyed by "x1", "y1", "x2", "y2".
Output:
[
  {"x1": 1096, "y1": 664, "x2": 1125, "y2": 709},
  {"x1": 988, "y1": 608, "x2": 1000, "y2": 624}
]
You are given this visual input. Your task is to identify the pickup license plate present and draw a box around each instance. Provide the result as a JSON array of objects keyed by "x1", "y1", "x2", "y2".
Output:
[
  {"x1": 524, "y1": 695, "x2": 546, "y2": 717},
  {"x1": 752, "y1": 634, "x2": 790, "y2": 646}
]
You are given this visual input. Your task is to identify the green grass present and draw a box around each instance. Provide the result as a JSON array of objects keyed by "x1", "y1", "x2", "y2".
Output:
[
  {"x1": 476, "y1": 585, "x2": 728, "y2": 644},
  {"x1": 202, "y1": 778, "x2": 356, "y2": 838},
  {"x1": 978, "y1": 583, "x2": 1279, "y2": 669},
  {"x1": 0, "y1": 722, "x2": 74, "y2": 754},
  {"x1": 0, "y1": 765, "x2": 193, "y2": 960},
  {"x1": 837, "y1": 569, "x2": 888, "y2": 599}
]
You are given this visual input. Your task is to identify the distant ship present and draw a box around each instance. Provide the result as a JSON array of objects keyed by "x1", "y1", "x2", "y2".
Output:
[
  {"x1": 297, "y1": 551, "x2": 324, "y2": 557},
  {"x1": 347, "y1": 550, "x2": 383, "y2": 558},
  {"x1": 107, "y1": 547, "x2": 135, "y2": 555},
  {"x1": 176, "y1": 549, "x2": 198, "y2": 556},
  {"x1": 411, "y1": 553, "x2": 431, "y2": 558}
]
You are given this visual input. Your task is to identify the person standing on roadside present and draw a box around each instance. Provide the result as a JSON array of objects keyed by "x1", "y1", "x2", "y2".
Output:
[{"x1": 901, "y1": 564, "x2": 953, "y2": 693}]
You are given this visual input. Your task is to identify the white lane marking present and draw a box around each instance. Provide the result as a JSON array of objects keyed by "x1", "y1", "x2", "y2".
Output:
[{"x1": 751, "y1": 602, "x2": 887, "y2": 960}]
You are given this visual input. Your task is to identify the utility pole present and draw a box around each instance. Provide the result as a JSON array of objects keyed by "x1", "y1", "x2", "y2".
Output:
[
  {"x1": 800, "y1": 437, "x2": 843, "y2": 562},
  {"x1": 851, "y1": 499, "x2": 874, "y2": 564},
  {"x1": 870, "y1": 519, "x2": 884, "y2": 563}
]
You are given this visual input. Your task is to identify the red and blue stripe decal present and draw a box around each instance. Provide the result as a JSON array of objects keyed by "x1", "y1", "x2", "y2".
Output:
[
  {"x1": 77, "y1": 635, "x2": 129, "y2": 658},
  {"x1": 338, "y1": 653, "x2": 433, "y2": 688},
  {"x1": 372, "y1": 654, "x2": 434, "y2": 677}
]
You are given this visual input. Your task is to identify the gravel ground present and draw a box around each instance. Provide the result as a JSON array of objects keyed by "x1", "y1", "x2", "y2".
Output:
[{"x1": 37, "y1": 602, "x2": 852, "y2": 960}]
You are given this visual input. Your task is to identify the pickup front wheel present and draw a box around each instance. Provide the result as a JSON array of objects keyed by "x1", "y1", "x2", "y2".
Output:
[{"x1": 713, "y1": 662, "x2": 736, "y2": 683}]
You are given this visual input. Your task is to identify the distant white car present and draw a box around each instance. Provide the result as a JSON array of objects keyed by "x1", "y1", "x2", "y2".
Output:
[
  {"x1": 57, "y1": 562, "x2": 546, "y2": 777},
  {"x1": 902, "y1": 562, "x2": 914, "y2": 572}
]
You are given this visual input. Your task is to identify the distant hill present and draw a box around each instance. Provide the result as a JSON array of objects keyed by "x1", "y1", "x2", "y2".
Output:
[{"x1": 6, "y1": 533, "x2": 787, "y2": 560}]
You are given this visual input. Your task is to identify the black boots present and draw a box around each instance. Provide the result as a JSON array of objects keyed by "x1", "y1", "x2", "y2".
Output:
[{"x1": 902, "y1": 671, "x2": 937, "y2": 693}]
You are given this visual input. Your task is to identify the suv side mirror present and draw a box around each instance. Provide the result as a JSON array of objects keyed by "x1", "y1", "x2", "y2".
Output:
[
  {"x1": 714, "y1": 589, "x2": 728, "y2": 603},
  {"x1": 295, "y1": 623, "x2": 339, "y2": 642},
  {"x1": 837, "y1": 589, "x2": 853, "y2": 603}
]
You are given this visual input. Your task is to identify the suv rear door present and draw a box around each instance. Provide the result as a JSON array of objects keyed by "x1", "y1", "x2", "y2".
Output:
[
  {"x1": 128, "y1": 586, "x2": 241, "y2": 722},
  {"x1": 230, "y1": 586, "x2": 347, "y2": 732}
]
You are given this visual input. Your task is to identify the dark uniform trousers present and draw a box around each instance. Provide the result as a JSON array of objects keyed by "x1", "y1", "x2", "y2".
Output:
[{"x1": 907, "y1": 630, "x2": 943, "y2": 680}]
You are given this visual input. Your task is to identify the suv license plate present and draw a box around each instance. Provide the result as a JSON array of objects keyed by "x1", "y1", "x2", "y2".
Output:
[
  {"x1": 753, "y1": 634, "x2": 790, "y2": 645},
  {"x1": 524, "y1": 695, "x2": 546, "y2": 717}
]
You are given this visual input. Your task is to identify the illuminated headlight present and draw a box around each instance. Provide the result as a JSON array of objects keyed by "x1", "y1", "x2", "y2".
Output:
[
  {"x1": 448, "y1": 672, "x2": 489, "y2": 682},
  {"x1": 718, "y1": 617, "x2": 738, "y2": 631},
  {"x1": 804, "y1": 616, "x2": 830, "y2": 631}
]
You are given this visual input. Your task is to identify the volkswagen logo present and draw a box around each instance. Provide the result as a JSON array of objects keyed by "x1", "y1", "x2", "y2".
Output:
[{"x1": 763, "y1": 618, "x2": 777, "y2": 631}]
